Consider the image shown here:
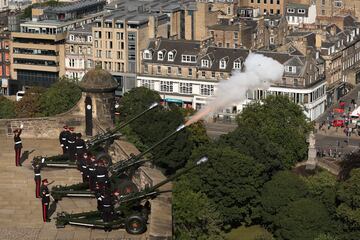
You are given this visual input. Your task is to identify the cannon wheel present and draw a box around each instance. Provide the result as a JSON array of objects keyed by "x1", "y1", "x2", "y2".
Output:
[
  {"x1": 125, "y1": 214, "x2": 147, "y2": 234},
  {"x1": 96, "y1": 152, "x2": 112, "y2": 167},
  {"x1": 119, "y1": 180, "x2": 138, "y2": 195}
]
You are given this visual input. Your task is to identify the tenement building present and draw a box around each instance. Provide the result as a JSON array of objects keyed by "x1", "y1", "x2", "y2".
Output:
[
  {"x1": 65, "y1": 24, "x2": 94, "y2": 81},
  {"x1": 137, "y1": 38, "x2": 326, "y2": 120}
]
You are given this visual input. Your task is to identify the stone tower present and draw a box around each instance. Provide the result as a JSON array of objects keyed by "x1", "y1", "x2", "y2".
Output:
[{"x1": 79, "y1": 69, "x2": 118, "y2": 135}]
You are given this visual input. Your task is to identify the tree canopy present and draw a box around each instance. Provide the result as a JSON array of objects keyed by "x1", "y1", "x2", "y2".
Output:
[
  {"x1": 173, "y1": 178, "x2": 224, "y2": 240},
  {"x1": 15, "y1": 87, "x2": 45, "y2": 118},
  {"x1": 220, "y1": 95, "x2": 312, "y2": 175},
  {"x1": 273, "y1": 198, "x2": 334, "y2": 240},
  {"x1": 261, "y1": 171, "x2": 308, "y2": 224},
  {"x1": 0, "y1": 96, "x2": 16, "y2": 119},
  {"x1": 183, "y1": 144, "x2": 266, "y2": 227},
  {"x1": 39, "y1": 79, "x2": 81, "y2": 116}
]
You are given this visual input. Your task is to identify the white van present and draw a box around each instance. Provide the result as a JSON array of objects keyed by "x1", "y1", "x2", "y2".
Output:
[
  {"x1": 350, "y1": 106, "x2": 360, "y2": 124},
  {"x1": 16, "y1": 91, "x2": 25, "y2": 101}
]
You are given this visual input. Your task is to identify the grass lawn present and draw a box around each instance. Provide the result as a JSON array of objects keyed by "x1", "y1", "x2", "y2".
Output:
[{"x1": 227, "y1": 225, "x2": 273, "y2": 240}]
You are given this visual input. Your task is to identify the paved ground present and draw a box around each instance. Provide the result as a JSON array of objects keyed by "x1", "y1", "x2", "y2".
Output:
[
  {"x1": 0, "y1": 136, "x2": 147, "y2": 240},
  {"x1": 205, "y1": 122, "x2": 237, "y2": 139}
]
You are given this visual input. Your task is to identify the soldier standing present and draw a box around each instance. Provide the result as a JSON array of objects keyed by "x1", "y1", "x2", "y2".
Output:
[
  {"x1": 75, "y1": 133, "x2": 86, "y2": 160},
  {"x1": 100, "y1": 190, "x2": 120, "y2": 230},
  {"x1": 95, "y1": 161, "x2": 110, "y2": 189},
  {"x1": 13, "y1": 124, "x2": 23, "y2": 167},
  {"x1": 77, "y1": 152, "x2": 89, "y2": 183},
  {"x1": 59, "y1": 126, "x2": 68, "y2": 154},
  {"x1": 67, "y1": 127, "x2": 76, "y2": 161},
  {"x1": 88, "y1": 156, "x2": 97, "y2": 191},
  {"x1": 33, "y1": 162, "x2": 42, "y2": 198},
  {"x1": 40, "y1": 179, "x2": 51, "y2": 222}
]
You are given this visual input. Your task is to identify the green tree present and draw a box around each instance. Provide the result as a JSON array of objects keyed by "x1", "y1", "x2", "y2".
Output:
[
  {"x1": 303, "y1": 171, "x2": 338, "y2": 214},
  {"x1": 314, "y1": 233, "x2": 339, "y2": 240},
  {"x1": 0, "y1": 96, "x2": 15, "y2": 119},
  {"x1": 173, "y1": 178, "x2": 224, "y2": 240},
  {"x1": 261, "y1": 171, "x2": 308, "y2": 224},
  {"x1": 117, "y1": 87, "x2": 161, "y2": 122},
  {"x1": 220, "y1": 95, "x2": 312, "y2": 174},
  {"x1": 336, "y1": 169, "x2": 360, "y2": 230},
  {"x1": 15, "y1": 87, "x2": 45, "y2": 118},
  {"x1": 273, "y1": 198, "x2": 334, "y2": 240},
  {"x1": 185, "y1": 144, "x2": 266, "y2": 227},
  {"x1": 39, "y1": 79, "x2": 81, "y2": 116}
]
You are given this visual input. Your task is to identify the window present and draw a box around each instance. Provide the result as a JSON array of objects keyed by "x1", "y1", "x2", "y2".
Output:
[
  {"x1": 234, "y1": 32, "x2": 238, "y2": 39},
  {"x1": 334, "y1": 1, "x2": 342, "y2": 7},
  {"x1": 201, "y1": 59, "x2": 210, "y2": 67},
  {"x1": 168, "y1": 51, "x2": 174, "y2": 61},
  {"x1": 285, "y1": 66, "x2": 296, "y2": 73},
  {"x1": 233, "y1": 60, "x2": 241, "y2": 70},
  {"x1": 298, "y1": 9, "x2": 305, "y2": 14},
  {"x1": 144, "y1": 65, "x2": 148, "y2": 73},
  {"x1": 180, "y1": 83, "x2": 193, "y2": 94},
  {"x1": 219, "y1": 59, "x2": 226, "y2": 69},
  {"x1": 141, "y1": 79, "x2": 154, "y2": 90},
  {"x1": 167, "y1": 67, "x2": 171, "y2": 74},
  {"x1": 178, "y1": 67, "x2": 182, "y2": 75},
  {"x1": 70, "y1": 45, "x2": 74, "y2": 53},
  {"x1": 158, "y1": 51, "x2": 164, "y2": 61},
  {"x1": 321, "y1": 10, "x2": 326, "y2": 15},
  {"x1": 287, "y1": 8, "x2": 295, "y2": 13},
  {"x1": 79, "y1": 47, "x2": 82, "y2": 54},
  {"x1": 69, "y1": 35, "x2": 74, "y2": 41},
  {"x1": 181, "y1": 55, "x2": 197, "y2": 63},
  {"x1": 257, "y1": 0, "x2": 260, "y2": 3},
  {"x1": 227, "y1": 7, "x2": 231, "y2": 15},
  {"x1": 270, "y1": 0, "x2": 273, "y2": 3},
  {"x1": 96, "y1": 50, "x2": 102, "y2": 58},
  {"x1": 157, "y1": 66, "x2": 161, "y2": 74},
  {"x1": 226, "y1": 43, "x2": 230, "y2": 48},
  {"x1": 106, "y1": 51, "x2": 112, "y2": 58},
  {"x1": 160, "y1": 81, "x2": 173, "y2": 92},
  {"x1": 321, "y1": 0, "x2": 325, "y2": 5},
  {"x1": 277, "y1": 9, "x2": 280, "y2": 14},
  {"x1": 270, "y1": 9, "x2": 274, "y2": 14},
  {"x1": 202, "y1": 71, "x2": 206, "y2": 77},
  {"x1": 276, "y1": 0, "x2": 279, "y2": 4},
  {"x1": 212, "y1": 72, "x2": 215, "y2": 78},
  {"x1": 143, "y1": 50, "x2": 152, "y2": 60},
  {"x1": 188, "y1": 68, "x2": 193, "y2": 76},
  {"x1": 200, "y1": 84, "x2": 214, "y2": 96},
  {"x1": 270, "y1": 37, "x2": 275, "y2": 44}
]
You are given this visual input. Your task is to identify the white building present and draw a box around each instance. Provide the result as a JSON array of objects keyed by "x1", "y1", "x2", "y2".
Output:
[{"x1": 286, "y1": 3, "x2": 316, "y2": 27}]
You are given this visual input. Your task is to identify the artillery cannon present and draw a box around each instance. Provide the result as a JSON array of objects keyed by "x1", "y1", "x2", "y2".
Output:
[
  {"x1": 55, "y1": 156, "x2": 208, "y2": 234},
  {"x1": 31, "y1": 103, "x2": 159, "y2": 169},
  {"x1": 51, "y1": 124, "x2": 186, "y2": 201}
]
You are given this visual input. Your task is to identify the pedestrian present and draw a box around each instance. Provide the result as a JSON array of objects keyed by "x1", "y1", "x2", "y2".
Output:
[
  {"x1": 40, "y1": 179, "x2": 51, "y2": 222},
  {"x1": 13, "y1": 124, "x2": 24, "y2": 167},
  {"x1": 75, "y1": 133, "x2": 86, "y2": 160},
  {"x1": 59, "y1": 126, "x2": 68, "y2": 155},
  {"x1": 67, "y1": 127, "x2": 76, "y2": 161},
  {"x1": 33, "y1": 162, "x2": 42, "y2": 198}
]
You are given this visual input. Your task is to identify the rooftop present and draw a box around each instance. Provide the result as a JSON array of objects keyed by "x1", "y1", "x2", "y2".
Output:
[{"x1": 46, "y1": 0, "x2": 106, "y2": 14}]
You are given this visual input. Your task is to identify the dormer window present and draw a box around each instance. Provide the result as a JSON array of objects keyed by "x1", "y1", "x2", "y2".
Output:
[
  {"x1": 143, "y1": 50, "x2": 152, "y2": 60},
  {"x1": 287, "y1": 8, "x2": 295, "y2": 13},
  {"x1": 182, "y1": 55, "x2": 197, "y2": 63},
  {"x1": 168, "y1": 51, "x2": 174, "y2": 61},
  {"x1": 201, "y1": 59, "x2": 210, "y2": 67},
  {"x1": 298, "y1": 9, "x2": 305, "y2": 14},
  {"x1": 285, "y1": 66, "x2": 296, "y2": 73},
  {"x1": 233, "y1": 60, "x2": 241, "y2": 70},
  {"x1": 69, "y1": 34, "x2": 75, "y2": 41},
  {"x1": 219, "y1": 59, "x2": 227, "y2": 69},
  {"x1": 158, "y1": 51, "x2": 164, "y2": 61}
]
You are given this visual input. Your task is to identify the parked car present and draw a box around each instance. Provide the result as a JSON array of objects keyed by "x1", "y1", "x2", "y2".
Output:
[
  {"x1": 332, "y1": 119, "x2": 345, "y2": 127},
  {"x1": 16, "y1": 91, "x2": 25, "y2": 101}
]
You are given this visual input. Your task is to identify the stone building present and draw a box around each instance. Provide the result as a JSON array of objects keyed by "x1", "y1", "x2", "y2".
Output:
[
  {"x1": 65, "y1": 24, "x2": 94, "y2": 81},
  {"x1": 137, "y1": 37, "x2": 326, "y2": 120},
  {"x1": 240, "y1": 0, "x2": 286, "y2": 15},
  {"x1": 264, "y1": 15, "x2": 288, "y2": 49},
  {"x1": 0, "y1": 32, "x2": 10, "y2": 95}
]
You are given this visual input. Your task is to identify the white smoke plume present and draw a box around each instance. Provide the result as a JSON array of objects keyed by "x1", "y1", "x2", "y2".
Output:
[{"x1": 186, "y1": 53, "x2": 284, "y2": 126}]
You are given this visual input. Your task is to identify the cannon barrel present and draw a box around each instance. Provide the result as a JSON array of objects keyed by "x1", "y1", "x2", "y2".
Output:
[
  {"x1": 109, "y1": 124, "x2": 186, "y2": 175},
  {"x1": 86, "y1": 102, "x2": 159, "y2": 149},
  {"x1": 116, "y1": 156, "x2": 208, "y2": 204}
]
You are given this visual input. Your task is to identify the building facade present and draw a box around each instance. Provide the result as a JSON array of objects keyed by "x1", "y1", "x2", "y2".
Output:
[
  {"x1": 65, "y1": 24, "x2": 93, "y2": 81},
  {"x1": 240, "y1": 0, "x2": 286, "y2": 15},
  {"x1": 0, "y1": 32, "x2": 10, "y2": 94},
  {"x1": 137, "y1": 38, "x2": 326, "y2": 120}
]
